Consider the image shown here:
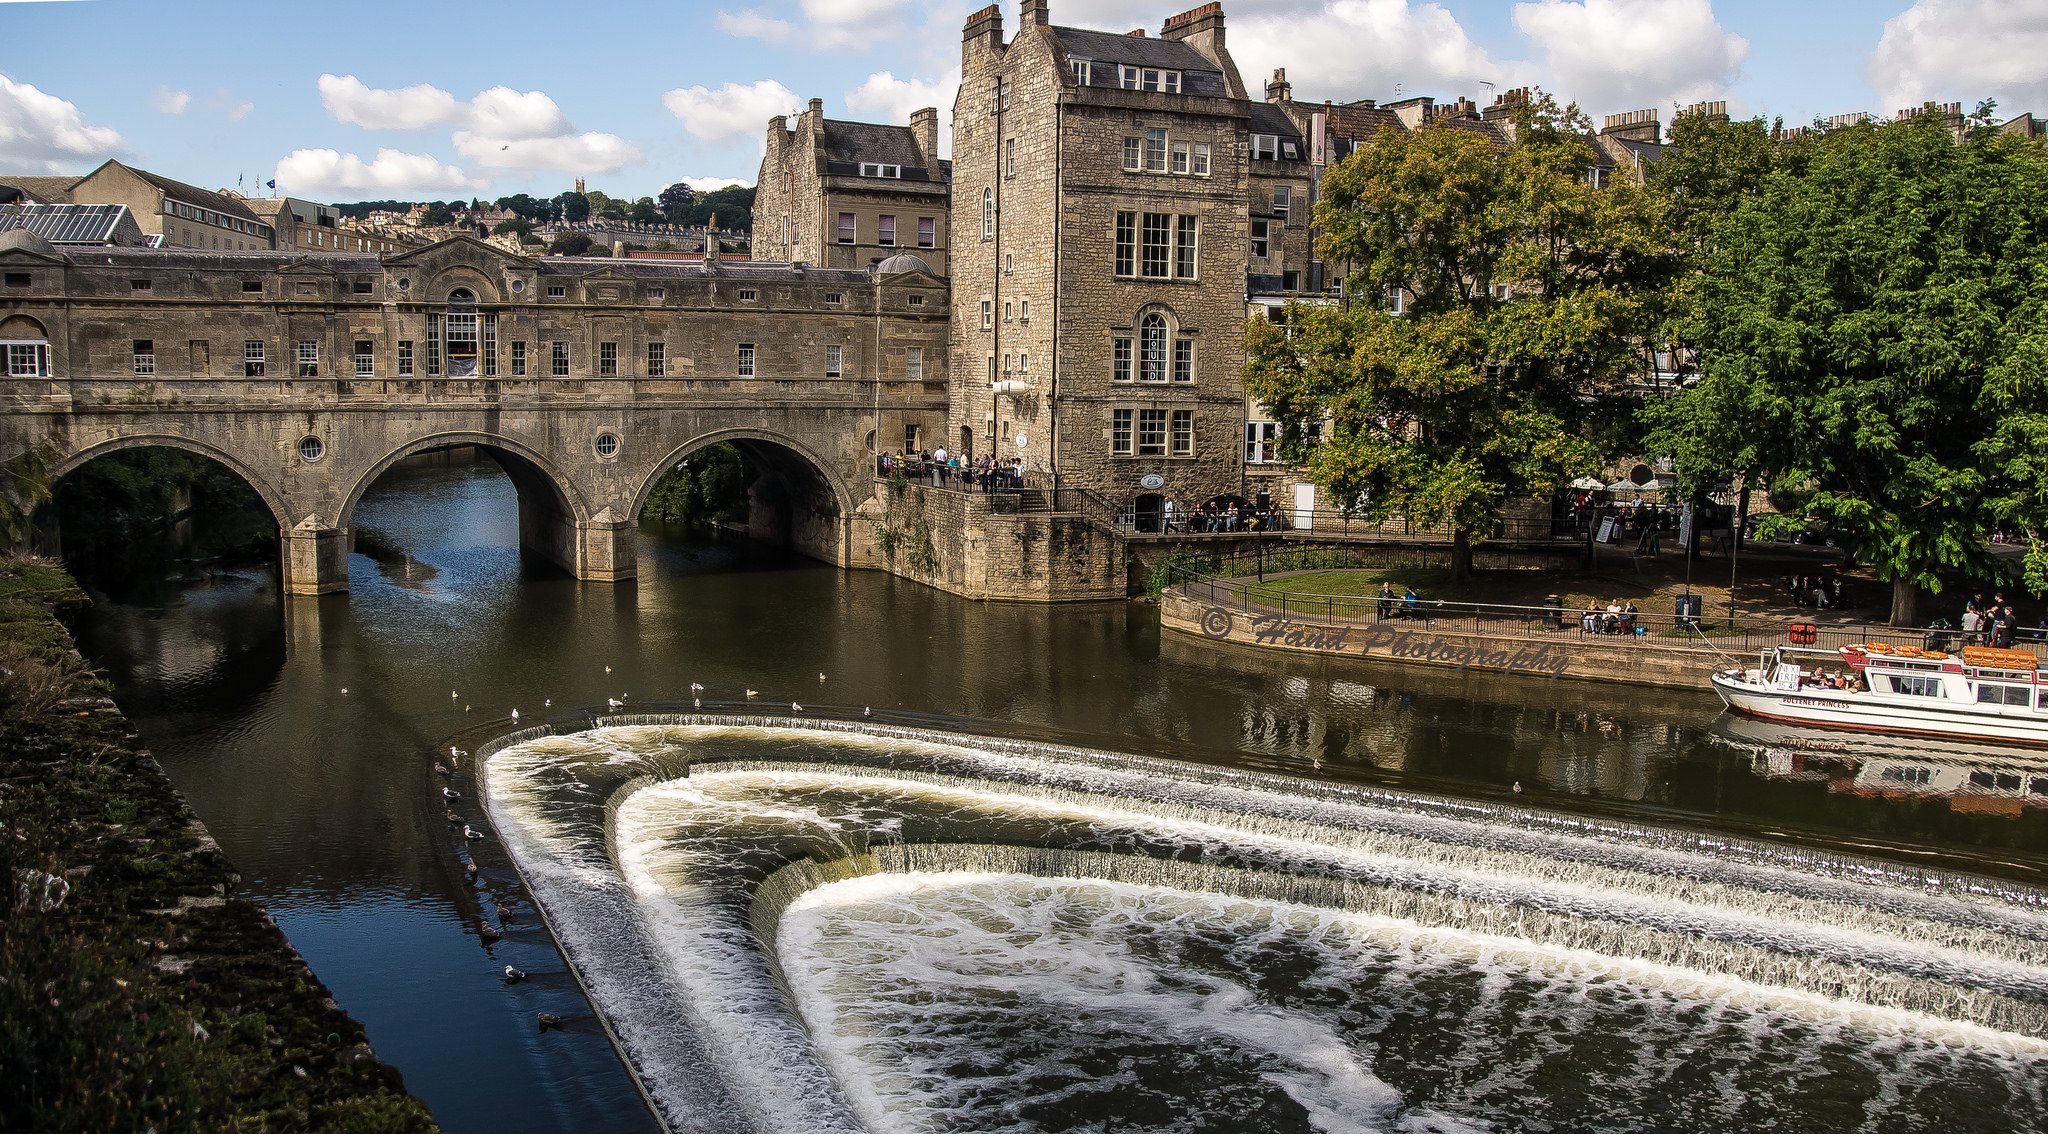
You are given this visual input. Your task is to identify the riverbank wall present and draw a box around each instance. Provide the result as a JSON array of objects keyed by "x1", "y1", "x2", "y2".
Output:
[
  {"x1": 857, "y1": 479, "x2": 1124, "y2": 602},
  {"x1": 0, "y1": 558, "x2": 436, "y2": 1132},
  {"x1": 1159, "y1": 589, "x2": 1728, "y2": 690}
]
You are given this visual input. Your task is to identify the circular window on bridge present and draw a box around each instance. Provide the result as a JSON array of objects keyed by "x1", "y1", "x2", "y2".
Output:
[
  {"x1": 510, "y1": 278, "x2": 526, "y2": 293},
  {"x1": 296, "y1": 435, "x2": 326, "y2": 463},
  {"x1": 594, "y1": 432, "x2": 621, "y2": 460},
  {"x1": 395, "y1": 277, "x2": 411, "y2": 292}
]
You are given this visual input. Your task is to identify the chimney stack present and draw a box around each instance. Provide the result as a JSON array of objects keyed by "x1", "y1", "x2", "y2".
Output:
[
  {"x1": 1019, "y1": 0, "x2": 1050, "y2": 26},
  {"x1": 909, "y1": 107, "x2": 939, "y2": 169},
  {"x1": 1160, "y1": 4, "x2": 1242, "y2": 97},
  {"x1": 1266, "y1": 67, "x2": 1291, "y2": 104},
  {"x1": 962, "y1": 3, "x2": 1003, "y2": 51},
  {"x1": 1599, "y1": 108, "x2": 1661, "y2": 143}
]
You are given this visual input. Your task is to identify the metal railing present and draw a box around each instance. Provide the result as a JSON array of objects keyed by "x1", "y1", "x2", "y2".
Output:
[{"x1": 1161, "y1": 550, "x2": 2047, "y2": 662}]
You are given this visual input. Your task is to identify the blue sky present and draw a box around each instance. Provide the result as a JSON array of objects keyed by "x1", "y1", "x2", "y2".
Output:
[{"x1": 3, "y1": 0, "x2": 2043, "y2": 204}]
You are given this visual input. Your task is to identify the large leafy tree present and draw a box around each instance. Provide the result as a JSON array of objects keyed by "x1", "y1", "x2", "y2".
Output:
[
  {"x1": 1646, "y1": 108, "x2": 2048, "y2": 624},
  {"x1": 1246, "y1": 96, "x2": 1678, "y2": 578}
]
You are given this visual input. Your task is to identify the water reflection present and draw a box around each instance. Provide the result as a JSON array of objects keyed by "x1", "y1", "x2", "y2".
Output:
[{"x1": 64, "y1": 462, "x2": 2048, "y2": 1134}]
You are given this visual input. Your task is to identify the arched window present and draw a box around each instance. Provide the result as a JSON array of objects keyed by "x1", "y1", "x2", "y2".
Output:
[
  {"x1": 1139, "y1": 312, "x2": 1167, "y2": 382},
  {"x1": 982, "y1": 189, "x2": 994, "y2": 239},
  {"x1": 435, "y1": 287, "x2": 496, "y2": 378}
]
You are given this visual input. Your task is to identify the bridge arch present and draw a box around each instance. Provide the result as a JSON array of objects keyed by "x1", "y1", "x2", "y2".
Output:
[
  {"x1": 341, "y1": 430, "x2": 597, "y2": 583},
  {"x1": 629, "y1": 427, "x2": 855, "y2": 523},
  {"x1": 630, "y1": 427, "x2": 857, "y2": 566},
  {"x1": 53, "y1": 433, "x2": 291, "y2": 530}
]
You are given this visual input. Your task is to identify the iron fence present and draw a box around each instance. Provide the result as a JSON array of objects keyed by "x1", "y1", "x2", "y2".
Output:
[{"x1": 1162, "y1": 550, "x2": 2045, "y2": 664}]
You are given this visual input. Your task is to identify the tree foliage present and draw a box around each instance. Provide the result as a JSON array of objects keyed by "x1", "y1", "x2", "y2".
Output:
[
  {"x1": 547, "y1": 231, "x2": 594, "y2": 257},
  {"x1": 658, "y1": 182, "x2": 696, "y2": 222},
  {"x1": 552, "y1": 190, "x2": 590, "y2": 223},
  {"x1": 1245, "y1": 96, "x2": 1678, "y2": 576},
  {"x1": 1644, "y1": 109, "x2": 2048, "y2": 621},
  {"x1": 642, "y1": 444, "x2": 752, "y2": 527}
]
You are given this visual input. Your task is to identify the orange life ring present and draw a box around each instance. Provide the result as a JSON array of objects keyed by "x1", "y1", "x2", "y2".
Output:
[
  {"x1": 1923, "y1": 650, "x2": 1947, "y2": 660},
  {"x1": 1894, "y1": 645, "x2": 1922, "y2": 658},
  {"x1": 1864, "y1": 643, "x2": 1894, "y2": 655}
]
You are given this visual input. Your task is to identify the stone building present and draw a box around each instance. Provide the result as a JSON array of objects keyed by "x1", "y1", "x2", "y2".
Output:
[
  {"x1": 240, "y1": 196, "x2": 416, "y2": 255},
  {"x1": 944, "y1": 0, "x2": 1273, "y2": 527},
  {"x1": 52, "y1": 159, "x2": 276, "y2": 251},
  {"x1": 753, "y1": 99, "x2": 950, "y2": 276}
]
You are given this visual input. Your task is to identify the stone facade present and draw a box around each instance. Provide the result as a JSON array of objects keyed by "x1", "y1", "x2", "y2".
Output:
[
  {"x1": 0, "y1": 234, "x2": 949, "y2": 594},
  {"x1": 58, "y1": 160, "x2": 276, "y2": 251},
  {"x1": 754, "y1": 99, "x2": 950, "y2": 276},
  {"x1": 949, "y1": 0, "x2": 1266, "y2": 527}
]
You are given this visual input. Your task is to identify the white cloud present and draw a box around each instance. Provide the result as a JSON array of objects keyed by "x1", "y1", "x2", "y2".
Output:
[
  {"x1": 211, "y1": 90, "x2": 255, "y2": 122},
  {"x1": 1869, "y1": 0, "x2": 2048, "y2": 115},
  {"x1": 317, "y1": 74, "x2": 461, "y2": 131},
  {"x1": 1230, "y1": 1, "x2": 1511, "y2": 106},
  {"x1": 0, "y1": 73, "x2": 122, "y2": 172},
  {"x1": 466, "y1": 86, "x2": 571, "y2": 141},
  {"x1": 844, "y1": 69, "x2": 959, "y2": 155},
  {"x1": 681, "y1": 175, "x2": 752, "y2": 192},
  {"x1": 317, "y1": 74, "x2": 642, "y2": 174},
  {"x1": 662, "y1": 79, "x2": 800, "y2": 143},
  {"x1": 1514, "y1": 0, "x2": 1748, "y2": 113},
  {"x1": 799, "y1": 0, "x2": 917, "y2": 48},
  {"x1": 153, "y1": 87, "x2": 190, "y2": 115},
  {"x1": 452, "y1": 130, "x2": 641, "y2": 174},
  {"x1": 272, "y1": 147, "x2": 486, "y2": 199},
  {"x1": 716, "y1": 8, "x2": 794, "y2": 43}
]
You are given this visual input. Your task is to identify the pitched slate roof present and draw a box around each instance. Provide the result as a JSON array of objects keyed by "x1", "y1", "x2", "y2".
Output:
[
  {"x1": 0, "y1": 175, "x2": 83, "y2": 203},
  {"x1": 1249, "y1": 103, "x2": 1302, "y2": 142},
  {"x1": 126, "y1": 166, "x2": 265, "y2": 225},
  {"x1": 818, "y1": 120, "x2": 945, "y2": 183},
  {"x1": 1053, "y1": 28, "x2": 1232, "y2": 97}
]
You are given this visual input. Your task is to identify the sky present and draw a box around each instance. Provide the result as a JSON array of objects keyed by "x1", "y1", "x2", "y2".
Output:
[{"x1": 2, "y1": 0, "x2": 2044, "y2": 205}]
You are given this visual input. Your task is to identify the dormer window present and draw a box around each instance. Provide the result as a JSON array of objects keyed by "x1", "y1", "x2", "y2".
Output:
[
  {"x1": 1120, "y1": 66, "x2": 1181, "y2": 94},
  {"x1": 1252, "y1": 134, "x2": 1279, "y2": 160},
  {"x1": 859, "y1": 163, "x2": 901, "y2": 179},
  {"x1": 1071, "y1": 61, "x2": 1092, "y2": 86}
]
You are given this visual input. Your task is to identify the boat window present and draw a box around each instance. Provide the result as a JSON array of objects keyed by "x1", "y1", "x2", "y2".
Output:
[
  {"x1": 1889, "y1": 675, "x2": 1943, "y2": 697},
  {"x1": 1976, "y1": 684, "x2": 2031, "y2": 706},
  {"x1": 1878, "y1": 765, "x2": 1932, "y2": 784},
  {"x1": 1970, "y1": 770, "x2": 2025, "y2": 791}
]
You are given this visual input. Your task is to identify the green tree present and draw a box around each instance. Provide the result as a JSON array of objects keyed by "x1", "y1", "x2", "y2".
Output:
[
  {"x1": 552, "y1": 191, "x2": 589, "y2": 223},
  {"x1": 629, "y1": 197, "x2": 661, "y2": 224},
  {"x1": 492, "y1": 217, "x2": 532, "y2": 238},
  {"x1": 547, "y1": 231, "x2": 594, "y2": 256},
  {"x1": 658, "y1": 182, "x2": 696, "y2": 222},
  {"x1": 421, "y1": 201, "x2": 454, "y2": 226},
  {"x1": 1646, "y1": 108, "x2": 2048, "y2": 623},
  {"x1": 1245, "y1": 96, "x2": 1678, "y2": 579},
  {"x1": 0, "y1": 442, "x2": 55, "y2": 547},
  {"x1": 685, "y1": 185, "x2": 755, "y2": 233},
  {"x1": 642, "y1": 444, "x2": 752, "y2": 526}
]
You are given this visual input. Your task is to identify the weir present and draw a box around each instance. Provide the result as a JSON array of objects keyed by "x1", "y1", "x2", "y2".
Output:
[{"x1": 482, "y1": 717, "x2": 2048, "y2": 1134}]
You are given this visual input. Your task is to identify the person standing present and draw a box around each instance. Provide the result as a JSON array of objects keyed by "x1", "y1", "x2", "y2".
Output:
[
  {"x1": 932, "y1": 444, "x2": 948, "y2": 486},
  {"x1": 1377, "y1": 582, "x2": 1395, "y2": 622}
]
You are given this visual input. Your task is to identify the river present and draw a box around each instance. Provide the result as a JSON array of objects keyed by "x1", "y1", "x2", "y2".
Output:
[{"x1": 66, "y1": 461, "x2": 2048, "y2": 1133}]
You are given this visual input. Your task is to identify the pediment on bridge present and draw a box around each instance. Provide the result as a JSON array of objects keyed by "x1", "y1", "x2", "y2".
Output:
[
  {"x1": 578, "y1": 266, "x2": 638, "y2": 283},
  {"x1": 276, "y1": 256, "x2": 343, "y2": 278},
  {"x1": 0, "y1": 244, "x2": 67, "y2": 267},
  {"x1": 383, "y1": 235, "x2": 533, "y2": 273}
]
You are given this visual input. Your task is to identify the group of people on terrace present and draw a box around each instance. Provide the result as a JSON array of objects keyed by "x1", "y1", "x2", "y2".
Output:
[
  {"x1": 1960, "y1": 592, "x2": 2028, "y2": 648},
  {"x1": 1581, "y1": 599, "x2": 1642, "y2": 636},
  {"x1": 1158, "y1": 493, "x2": 1283, "y2": 534},
  {"x1": 877, "y1": 449, "x2": 1025, "y2": 492}
]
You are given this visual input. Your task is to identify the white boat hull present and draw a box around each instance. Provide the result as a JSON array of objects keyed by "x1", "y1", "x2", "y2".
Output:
[{"x1": 1712, "y1": 669, "x2": 2048, "y2": 748}]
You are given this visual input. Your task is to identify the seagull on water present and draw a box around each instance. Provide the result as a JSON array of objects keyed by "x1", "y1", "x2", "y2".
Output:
[
  {"x1": 510, "y1": 708, "x2": 520, "y2": 721},
  {"x1": 693, "y1": 697, "x2": 701, "y2": 709},
  {"x1": 607, "y1": 697, "x2": 623, "y2": 711},
  {"x1": 340, "y1": 687, "x2": 348, "y2": 695},
  {"x1": 445, "y1": 809, "x2": 463, "y2": 824},
  {"x1": 745, "y1": 688, "x2": 759, "y2": 699},
  {"x1": 689, "y1": 682, "x2": 704, "y2": 693},
  {"x1": 433, "y1": 762, "x2": 451, "y2": 778},
  {"x1": 543, "y1": 698, "x2": 551, "y2": 708},
  {"x1": 503, "y1": 965, "x2": 527, "y2": 984},
  {"x1": 443, "y1": 786, "x2": 460, "y2": 801},
  {"x1": 604, "y1": 665, "x2": 612, "y2": 674},
  {"x1": 451, "y1": 691, "x2": 459, "y2": 699},
  {"x1": 463, "y1": 824, "x2": 485, "y2": 840},
  {"x1": 818, "y1": 672, "x2": 827, "y2": 683},
  {"x1": 537, "y1": 1012, "x2": 563, "y2": 1031},
  {"x1": 863, "y1": 706, "x2": 871, "y2": 717},
  {"x1": 791, "y1": 702, "x2": 803, "y2": 714},
  {"x1": 480, "y1": 922, "x2": 503, "y2": 942}
]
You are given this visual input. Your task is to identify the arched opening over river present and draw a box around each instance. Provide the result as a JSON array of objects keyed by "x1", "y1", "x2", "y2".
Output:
[
  {"x1": 43, "y1": 436, "x2": 284, "y2": 591},
  {"x1": 343, "y1": 435, "x2": 590, "y2": 583},
  {"x1": 632, "y1": 429, "x2": 853, "y2": 567}
]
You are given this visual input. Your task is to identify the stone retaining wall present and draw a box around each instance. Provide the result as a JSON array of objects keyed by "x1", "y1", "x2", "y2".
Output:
[
  {"x1": 1160, "y1": 590, "x2": 1729, "y2": 690},
  {"x1": 858, "y1": 480, "x2": 1125, "y2": 602}
]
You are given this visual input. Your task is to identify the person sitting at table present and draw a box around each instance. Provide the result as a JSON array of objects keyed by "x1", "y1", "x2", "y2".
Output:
[
  {"x1": 1581, "y1": 602, "x2": 1600, "y2": 635},
  {"x1": 1602, "y1": 600, "x2": 1623, "y2": 634},
  {"x1": 1402, "y1": 587, "x2": 1421, "y2": 619}
]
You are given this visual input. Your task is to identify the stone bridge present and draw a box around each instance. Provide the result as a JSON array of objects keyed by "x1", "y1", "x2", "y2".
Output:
[{"x1": 0, "y1": 235, "x2": 951, "y2": 593}]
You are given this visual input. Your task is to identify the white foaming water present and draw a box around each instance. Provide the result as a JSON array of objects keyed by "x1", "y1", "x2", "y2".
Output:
[{"x1": 483, "y1": 720, "x2": 2048, "y2": 1134}]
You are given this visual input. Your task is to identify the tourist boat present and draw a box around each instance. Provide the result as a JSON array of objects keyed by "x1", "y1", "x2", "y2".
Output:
[{"x1": 1711, "y1": 642, "x2": 2048, "y2": 747}]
